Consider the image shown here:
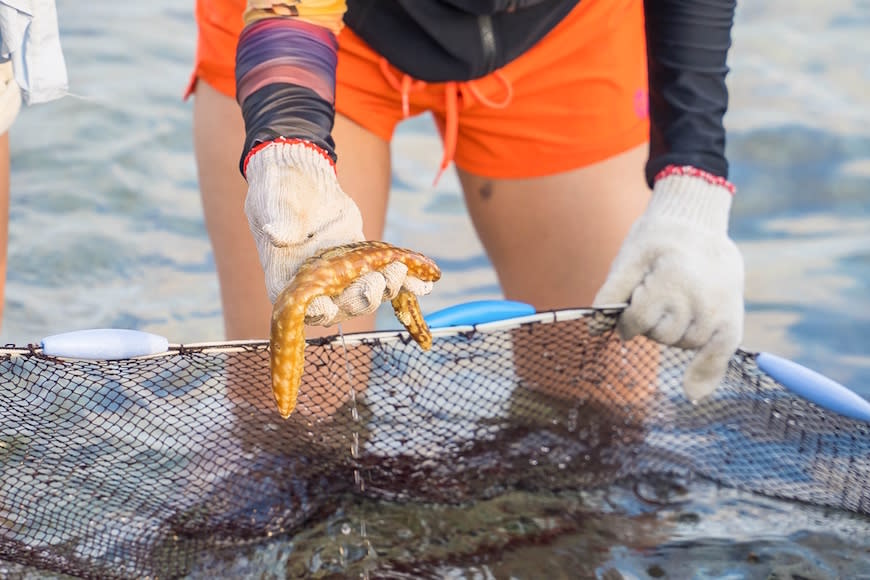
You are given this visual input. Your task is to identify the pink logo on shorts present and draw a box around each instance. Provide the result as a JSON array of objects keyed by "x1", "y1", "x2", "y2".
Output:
[{"x1": 633, "y1": 88, "x2": 649, "y2": 119}]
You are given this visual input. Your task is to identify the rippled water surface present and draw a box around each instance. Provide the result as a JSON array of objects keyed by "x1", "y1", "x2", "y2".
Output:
[{"x1": 2, "y1": 0, "x2": 869, "y2": 578}]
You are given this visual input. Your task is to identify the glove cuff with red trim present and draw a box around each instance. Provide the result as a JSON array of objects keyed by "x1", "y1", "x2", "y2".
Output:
[{"x1": 648, "y1": 165, "x2": 736, "y2": 230}]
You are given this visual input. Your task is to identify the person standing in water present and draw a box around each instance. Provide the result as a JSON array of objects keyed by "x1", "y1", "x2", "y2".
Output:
[
  {"x1": 0, "y1": 0, "x2": 69, "y2": 329},
  {"x1": 188, "y1": 0, "x2": 744, "y2": 402}
]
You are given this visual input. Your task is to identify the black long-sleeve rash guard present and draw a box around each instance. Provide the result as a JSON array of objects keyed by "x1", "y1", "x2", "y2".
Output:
[{"x1": 643, "y1": 0, "x2": 735, "y2": 186}]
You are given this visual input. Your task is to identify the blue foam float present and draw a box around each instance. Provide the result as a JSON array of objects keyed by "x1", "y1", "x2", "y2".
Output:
[
  {"x1": 424, "y1": 299, "x2": 536, "y2": 328},
  {"x1": 756, "y1": 352, "x2": 870, "y2": 423}
]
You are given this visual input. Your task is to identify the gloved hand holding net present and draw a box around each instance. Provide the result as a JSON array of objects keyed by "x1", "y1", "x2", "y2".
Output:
[{"x1": 594, "y1": 166, "x2": 745, "y2": 402}]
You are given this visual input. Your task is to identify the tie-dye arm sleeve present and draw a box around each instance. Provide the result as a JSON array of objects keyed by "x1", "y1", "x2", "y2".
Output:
[{"x1": 236, "y1": 1, "x2": 347, "y2": 175}]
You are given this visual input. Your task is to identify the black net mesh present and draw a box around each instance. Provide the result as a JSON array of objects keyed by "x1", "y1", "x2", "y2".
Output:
[{"x1": 0, "y1": 309, "x2": 868, "y2": 578}]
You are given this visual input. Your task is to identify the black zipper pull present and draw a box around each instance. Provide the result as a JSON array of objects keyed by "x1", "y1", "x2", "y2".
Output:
[{"x1": 478, "y1": 14, "x2": 497, "y2": 74}]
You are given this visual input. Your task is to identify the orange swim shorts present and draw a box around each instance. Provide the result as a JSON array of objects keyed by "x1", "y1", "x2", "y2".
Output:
[{"x1": 189, "y1": 0, "x2": 649, "y2": 180}]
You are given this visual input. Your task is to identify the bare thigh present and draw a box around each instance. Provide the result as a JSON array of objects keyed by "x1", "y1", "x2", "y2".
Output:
[
  {"x1": 193, "y1": 82, "x2": 270, "y2": 339},
  {"x1": 458, "y1": 143, "x2": 651, "y2": 310},
  {"x1": 459, "y1": 144, "x2": 659, "y2": 407},
  {"x1": 193, "y1": 82, "x2": 391, "y2": 340}
]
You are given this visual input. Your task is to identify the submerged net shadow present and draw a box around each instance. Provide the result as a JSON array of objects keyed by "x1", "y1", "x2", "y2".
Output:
[{"x1": 0, "y1": 309, "x2": 868, "y2": 578}]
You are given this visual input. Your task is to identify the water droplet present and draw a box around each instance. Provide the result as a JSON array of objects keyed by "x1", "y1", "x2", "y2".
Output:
[{"x1": 567, "y1": 408, "x2": 579, "y2": 432}]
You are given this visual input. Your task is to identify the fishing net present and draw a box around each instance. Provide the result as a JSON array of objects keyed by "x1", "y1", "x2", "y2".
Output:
[{"x1": 0, "y1": 308, "x2": 868, "y2": 578}]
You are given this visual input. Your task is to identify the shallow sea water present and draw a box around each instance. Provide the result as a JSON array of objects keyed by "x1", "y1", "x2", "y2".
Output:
[{"x1": 1, "y1": 0, "x2": 869, "y2": 578}]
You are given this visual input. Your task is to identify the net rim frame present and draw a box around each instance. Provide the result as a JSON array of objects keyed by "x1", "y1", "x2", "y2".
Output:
[{"x1": 0, "y1": 306, "x2": 631, "y2": 360}]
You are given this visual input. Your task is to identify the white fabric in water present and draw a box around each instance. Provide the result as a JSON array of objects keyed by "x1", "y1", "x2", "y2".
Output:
[{"x1": 0, "y1": 0, "x2": 67, "y2": 105}]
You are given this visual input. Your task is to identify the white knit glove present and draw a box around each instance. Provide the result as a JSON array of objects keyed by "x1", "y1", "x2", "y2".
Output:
[
  {"x1": 244, "y1": 140, "x2": 433, "y2": 325},
  {"x1": 594, "y1": 167, "x2": 745, "y2": 402}
]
